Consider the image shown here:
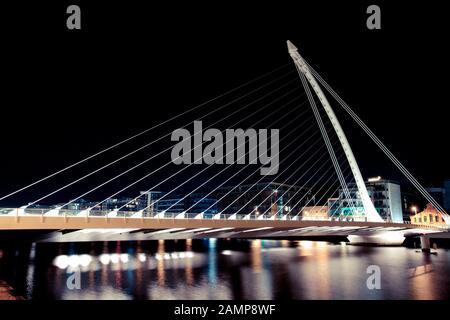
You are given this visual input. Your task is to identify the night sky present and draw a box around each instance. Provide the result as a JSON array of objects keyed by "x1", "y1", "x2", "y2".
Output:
[{"x1": 1, "y1": 1, "x2": 449, "y2": 207}]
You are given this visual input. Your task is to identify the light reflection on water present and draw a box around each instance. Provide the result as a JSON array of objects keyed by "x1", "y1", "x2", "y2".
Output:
[{"x1": 1, "y1": 239, "x2": 450, "y2": 300}]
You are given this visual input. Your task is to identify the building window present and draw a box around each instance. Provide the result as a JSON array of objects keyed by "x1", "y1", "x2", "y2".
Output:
[{"x1": 424, "y1": 216, "x2": 427, "y2": 222}]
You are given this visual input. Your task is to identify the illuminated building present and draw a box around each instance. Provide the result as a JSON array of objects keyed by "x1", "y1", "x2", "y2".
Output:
[
  {"x1": 410, "y1": 203, "x2": 447, "y2": 226},
  {"x1": 337, "y1": 177, "x2": 403, "y2": 222},
  {"x1": 301, "y1": 205, "x2": 329, "y2": 220}
]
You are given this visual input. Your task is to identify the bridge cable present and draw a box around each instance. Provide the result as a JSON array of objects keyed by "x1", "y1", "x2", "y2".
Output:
[
  {"x1": 92, "y1": 93, "x2": 308, "y2": 212},
  {"x1": 0, "y1": 63, "x2": 292, "y2": 203},
  {"x1": 282, "y1": 149, "x2": 346, "y2": 216},
  {"x1": 217, "y1": 134, "x2": 339, "y2": 217},
  {"x1": 257, "y1": 138, "x2": 345, "y2": 217},
  {"x1": 297, "y1": 166, "x2": 353, "y2": 221},
  {"x1": 257, "y1": 147, "x2": 341, "y2": 217},
  {"x1": 194, "y1": 125, "x2": 331, "y2": 216},
  {"x1": 297, "y1": 67, "x2": 358, "y2": 213},
  {"x1": 303, "y1": 60, "x2": 449, "y2": 218},
  {"x1": 29, "y1": 77, "x2": 300, "y2": 208},
  {"x1": 158, "y1": 103, "x2": 317, "y2": 215},
  {"x1": 181, "y1": 116, "x2": 327, "y2": 215}
]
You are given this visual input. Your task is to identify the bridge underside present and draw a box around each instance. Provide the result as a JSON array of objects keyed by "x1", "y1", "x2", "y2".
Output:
[{"x1": 0, "y1": 215, "x2": 445, "y2": 244}]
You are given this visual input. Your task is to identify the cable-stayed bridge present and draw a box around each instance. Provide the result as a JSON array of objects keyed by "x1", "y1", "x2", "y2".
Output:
[{"x1": 0, "y1": 41, "x2": 449, "y2": 248}]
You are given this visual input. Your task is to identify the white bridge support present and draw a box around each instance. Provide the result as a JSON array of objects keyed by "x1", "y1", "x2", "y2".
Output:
[
  {"x1": 194, "y1": 213, "x2": 204, "y2": 219},
  {"x1": 287, "y1": 40, "x2": 383, "y2": 222},
  {"x1": 77, "y1": 209, "x2": 90, "y2": 217},
  {"x1": 175, "y1": 212, "x2": 185, "y2": 219},
  {"x1": 106, "y1": 209, "x2": 119, "y2": 218},
  {"x1": 44, "y1": 207, "x2": 62, "y2": 217},
  {"x1": 7, "y1": 205, "x2": 27, "y2": 216},
  {"x1": 130, "y1": 210, "x2": 143, "y2": 218}
]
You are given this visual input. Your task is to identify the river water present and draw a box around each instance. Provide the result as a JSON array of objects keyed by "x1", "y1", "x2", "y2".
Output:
[{"x1": 0, "y1": 239, "x2": 449, "y2": 300}]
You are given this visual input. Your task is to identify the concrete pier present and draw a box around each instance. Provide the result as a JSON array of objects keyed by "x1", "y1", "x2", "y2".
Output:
[{"x1": 420, "y1": 235, "x2": 431, "y2": 253}]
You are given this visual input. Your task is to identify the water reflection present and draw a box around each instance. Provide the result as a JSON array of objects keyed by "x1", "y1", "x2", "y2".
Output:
[
  {"x1": 207, "y1": 239, "x2": 217, "y2": 285},
  {"x1": 185, "y1": 240, "x2": 194, "y2": 286},
  {"x1": 157, "y1": 240, "x2": 165, "y2": 286},
  {"x1": 251, "y1": 240, "x2": 262, "y2": 273},
  {"x1": 408, "y1": 254, "x2": 437, "y2": 300},
  {"x1": 0, "y1": 239, "x2": 450, "y2": 300},
  {"x1": 240, "y1": 240, "x2": 272, "y2": 299}
]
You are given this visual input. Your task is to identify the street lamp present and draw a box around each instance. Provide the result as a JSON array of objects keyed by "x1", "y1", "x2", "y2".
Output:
[{"x1": 410, "y1": 206, "x2": 418, "y2": 224}]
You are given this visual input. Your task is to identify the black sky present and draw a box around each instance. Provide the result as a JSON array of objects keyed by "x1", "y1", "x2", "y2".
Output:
[{"x1": 1, "y1": 1, "x2": 449, "y2": 206}]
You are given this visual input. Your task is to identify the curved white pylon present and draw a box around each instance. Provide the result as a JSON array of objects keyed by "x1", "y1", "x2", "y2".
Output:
[{"x1": 287, "y1": 40, "x2": 383, "y2": 222}]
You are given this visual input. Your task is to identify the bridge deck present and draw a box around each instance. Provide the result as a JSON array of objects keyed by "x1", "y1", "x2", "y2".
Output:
[
  {"x1": 1, "y1": 214, "x2": 447, "y2": 243},
  {"x1": 0, "y1": 214, "x2": 443, "y2": 230}
]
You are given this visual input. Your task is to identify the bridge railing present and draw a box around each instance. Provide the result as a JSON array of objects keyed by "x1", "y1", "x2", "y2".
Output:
[
  {"x1": 0, "y1": 207, "x2": 299, "y2": 220},
  {"x1": 0, "y1": 207, "x2": 448, "y2": 230}
]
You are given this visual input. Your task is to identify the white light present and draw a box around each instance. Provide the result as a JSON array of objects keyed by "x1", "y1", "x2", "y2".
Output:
[
  {"x1": 179, "y1": 252, "x2": 186, "y2": 258},
  {"x1": 171, "y1": 253, "x2": 179, "y2": 259},
  {"x1": 368, "y1": 176, "x2": 382, "y2": 182},
  {"x1": 68, "y1": 255, "x2": 80, "y2": 268},
  {"x1": 99, "y1": 254, "x2": 110, "y2": 265},
  {"x1": 53, "y1": 255, "x2": 69, "y2": 269},
  {"x1": 120, "y1": 254, "x2": 129, "y2": 263},
  {"x1": 110, "y1": 254, "x2": 120, "y2": 264},
  {"x1": 79, "y1": 254, "x2": 92, "y2": 267},
  {"x1": 164, "y1": 253, "x2": 171, "y2": 260},
  {"x1": 138, "y1": 253, "x2": 147, "y2": 262},
  {"x1": 155, "y1": 253, "x2": 162, "y2": 260},
  {"x1": 299, "y1": 241, "x2": 314, "y2": 248},
  {"x1": 222, "y1": 250, "x2": 232, "y2": 255},
  {"x1": 186, "y1": 251, "x2": 194, "y2": 258}
]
